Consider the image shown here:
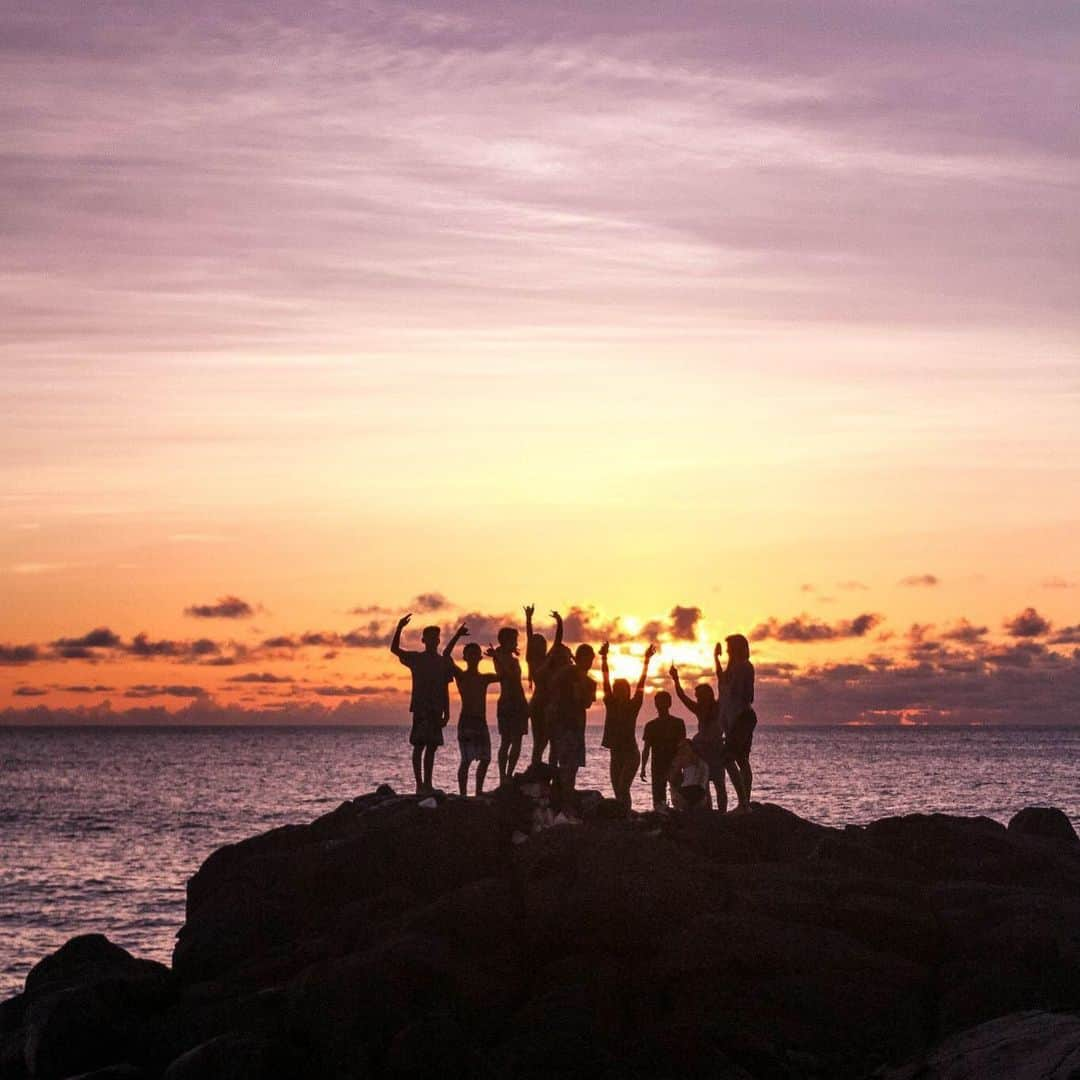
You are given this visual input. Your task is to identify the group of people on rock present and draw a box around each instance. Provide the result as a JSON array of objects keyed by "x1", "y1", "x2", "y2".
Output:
[{"x1": 389, "y1": 605, "x2": 757, "y2": 813}]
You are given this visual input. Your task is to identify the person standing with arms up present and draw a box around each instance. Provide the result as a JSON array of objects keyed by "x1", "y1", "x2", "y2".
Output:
[
  {"x1": 670, "y1": 663, "x2": 726, "y2": 811},
  {"x1": 600, "y1": 642, "x2": 656, "y2": 810},
  {"x1": 488, "y1": 625, "x2": 530, "y2": 784},
  {"x1": 549, "y1": 643, "x2": 598, "y2": 802},
  {"x1": 524, "y1": 606, "x2": 563, "y2": 766},
  {"x1": 390, "y1": 614, "x2": 466, "y2": 794},
  {"x1": 449, "y1": 641, "x2": 499, "y2": 796}
]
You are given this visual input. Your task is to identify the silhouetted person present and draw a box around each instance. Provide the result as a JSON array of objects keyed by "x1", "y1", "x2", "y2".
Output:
[
  {"x1": 600, "y1": 642, "x2": 656, "y2": 810},
  {"x1": 640, "y1": 691, "x2": 687, "y2": 810},
  {"x1": 671, "y1": 663, "x2": 726, "y2": 811},
  {"x1": 488, "y1": 626, "x2": 529, "y2": 784},
  {"x1": 524, "y1": 606, "x2": 563, "y2": 765},
  {"x1": 390, "y1": 614, "x2": 464, "y2": 793},
  {"x1": 669, "y1": 738, "x2": 709, "y2": 811},
  {"x1": 549, "y1": 643, "x2": 597, "y2": 800},
  {"x1": 450, "y1": 641, "x2": 498, "y2": 796},
  {"x1": 719, "y1": 633, "x2": 756, "y2": 811}
]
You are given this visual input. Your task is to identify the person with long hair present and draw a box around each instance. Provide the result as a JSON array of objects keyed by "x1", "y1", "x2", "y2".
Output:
[
  {"x1": 549, "y1": 643, "x2": 597, "y2": 802},
  {"x1": 718, "y1": 633, "x2": 756, "y2": 811}
]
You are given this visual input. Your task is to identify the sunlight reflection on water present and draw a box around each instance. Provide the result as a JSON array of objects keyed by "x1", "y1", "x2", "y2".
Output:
[{"x1": 1, "y1": 724, "x2": 1077, "y2": 997}]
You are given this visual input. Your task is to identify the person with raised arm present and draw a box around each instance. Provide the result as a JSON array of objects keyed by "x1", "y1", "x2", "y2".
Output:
[
  {"x1": 524, "y1": 606, "x2": 563, "y2": 766},
  {"x1": 548, "y1": 642, "x2": 598, "y2": 806},
  {"x1": 390, "y1": 613, "x2": 465, "y2": 794},
  {"x1": 449, "y1": 640, "x2": 499, "y2": 796},
  {"x1": 600, "y1": 642, "x2": 656, "y2": 810},
  {"x1": 718, "y1": 634, "x2": 757, "y2": 812},
  {"x1": 669, "y1": 662, "x2": 726, "y2": 811},
  {"x1": 640, "y1": 690, "x2": 687, "y2": 810},
  {"x1": 488, "y1": 624, "x2": 530, "y2": 784}
]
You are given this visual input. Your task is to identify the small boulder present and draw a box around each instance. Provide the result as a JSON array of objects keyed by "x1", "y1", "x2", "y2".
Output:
[
  {"x1": 1008, "y1": 807, "x2": 1078, "y2": 844},
  {"x1": 24, "y1": 935, "x2": 168, "y2": 998}
]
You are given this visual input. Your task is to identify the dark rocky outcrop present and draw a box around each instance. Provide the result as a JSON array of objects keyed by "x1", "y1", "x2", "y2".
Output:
[
  {"x1": 2, "y1": 787, "x2": 1078, "y2": 1079},
  {"x1": 1008, "y1": 805, "x2": 1079, "y2": 845}
]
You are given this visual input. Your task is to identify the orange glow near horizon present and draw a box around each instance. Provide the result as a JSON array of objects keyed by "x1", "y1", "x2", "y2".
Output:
[{"x1": 2, "y1": 4, "x2": 1078, "y2": 724}]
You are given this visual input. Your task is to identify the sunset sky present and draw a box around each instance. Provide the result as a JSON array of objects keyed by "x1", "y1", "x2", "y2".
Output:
[{"x1": 3, "y1": 1, "x2": 1078, "y2": 724}]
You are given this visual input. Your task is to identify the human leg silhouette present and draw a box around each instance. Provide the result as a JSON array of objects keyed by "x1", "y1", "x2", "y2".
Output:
[{"x1": 412, "y1": 746, "x2": 424, "y2": 794}]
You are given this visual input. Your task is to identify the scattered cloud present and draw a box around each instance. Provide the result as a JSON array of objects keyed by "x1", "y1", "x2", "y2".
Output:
[
  {"x1": 411, "y1": 592, "x2": 452, "y2": 612},
  {"x1": 669, "y1": 605, "x2": 703, "y2": 642},
  {"x1": 984, "y1": 642, "x2": 1047, "y2": 668},
  {"x1": 0, "y1": 644, "x2": 41, "y2": 665},
  {"x1": 309, "y1": 684, "x2": 389, "y2": 697},
  {"x1": 13, "y1": 686, "x2": 47, "y2": 697},
  {"x1": 1004, "y1": 606, "x2": 1052, "y2": 638},
  {"x1": 184, "y1": 596, "x2": 256, "y2": 619},
  {"x1": 124, "y1": 684, "x2": 209, "y2": 699},
  {"x1": 52, "y1": 627, "x2": 122, "y2": 650},
  {"x1": 227, "y1": 672, "x2": 294, "y2": 684},
  {"x1": 940, "y1": 618, "x2": 989, "y2": 644},
  {"x1": 751, "y1": 612, "x2": 882, "y2": 643},
  {"x1": 899, "y1": 574, "x2": 939, "y2": 587},
  {"x1": 1049, "y1": 625, "x2": 1080, "y2": 645}
]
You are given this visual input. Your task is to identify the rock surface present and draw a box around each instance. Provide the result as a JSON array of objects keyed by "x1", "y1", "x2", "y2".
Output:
[{"x1": 2, "y1": 786, "x2": 1078, "y2": 1079}]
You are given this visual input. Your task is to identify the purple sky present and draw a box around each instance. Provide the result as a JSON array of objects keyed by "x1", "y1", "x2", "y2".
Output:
[{"x1": 2, "y1": 1, "x2": 1079, "y2": 724}]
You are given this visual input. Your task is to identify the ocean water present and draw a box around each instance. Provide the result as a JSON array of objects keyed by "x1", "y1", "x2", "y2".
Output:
[{"x1": 1, "y1": 724, "x2": 1078, "y2": 999}]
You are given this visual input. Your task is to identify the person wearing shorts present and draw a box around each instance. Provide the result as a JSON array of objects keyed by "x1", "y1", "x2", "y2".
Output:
[
  {"x1": 390, "y1": 613, "x2": 465, "y2": 793},
  {"x1": 451, "y1": 642, "x2": 498, "y2": 796}
]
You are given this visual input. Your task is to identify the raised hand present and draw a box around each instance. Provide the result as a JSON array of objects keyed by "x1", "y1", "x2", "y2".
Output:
[
  {"x1": 397, "y1": 613, "x2": 412, "y2": 629},
  {"x1": 599, "y1": 641, "x2": 610, "y2": 658},
  {"x1": 550, "y1": 610, "x2": 562, "y2": 622},
  {"x1": 485, "y1": 644, "x2": 496, "y2": 658},
  {"x1": 456, "y1": 624, "x2": 469, "y2": 638},
  {"x1": 645, "y1": 643, "x2": 658, "y2": 660},
  {"x1": 669, "y1": 664, "x2": 679, "y2": 679},
  {"x1": 524, "y1": 603, "x2": 535, "y2": 619},
  {"x1": 714, "y1": 641, "x2": 723, "y2": 659}
]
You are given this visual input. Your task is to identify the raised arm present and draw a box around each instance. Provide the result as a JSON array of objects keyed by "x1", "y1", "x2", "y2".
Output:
[
  {"x1": 485, "y1": 644, "x2": 508, "y2": 677},
  {"x1": 443, "y1": 623, "x2": 468, "y2": 658},
  {"x1": 390, "y1": 613, "x2": 411, "y2": 657},
  {"x1": 669, "y1": 664, "x2": 697, "y2": 715},
  {"x1": 524, "y1": 604, "x2": 535, "y2": 642},
  {"x1": 637, "y1": 643, "x2": 657, "y2": 695},
  {"x1": 714, "y1": 641, "x2": 725, "y2": 684},
  {"x1": 551, "y1": 610, "x2": 564, "y2": 650},
  {"x1": 599, "y1": 641, "x2": 612, "y2": 696}
]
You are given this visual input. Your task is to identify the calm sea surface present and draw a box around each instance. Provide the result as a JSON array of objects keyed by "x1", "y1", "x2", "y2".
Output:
[{"x1": 1, "y1": 724, "x2": 1078, "y2": 999}]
